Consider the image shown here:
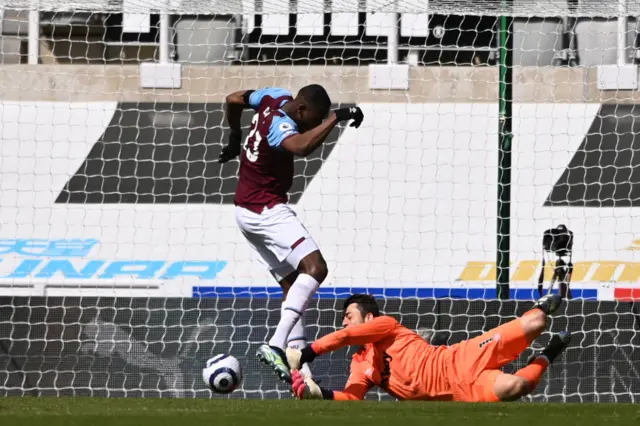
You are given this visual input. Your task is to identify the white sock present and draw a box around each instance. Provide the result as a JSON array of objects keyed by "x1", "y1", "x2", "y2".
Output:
[
  {"x1": 285, "y1": 303, "x2": 306, "y2": 346},
  {"x1": 268, "y1": 274, "x2": 320, "y2": 350},
  {"x1": 285, "y1": 312, "x2": 313, "y2": 378}
]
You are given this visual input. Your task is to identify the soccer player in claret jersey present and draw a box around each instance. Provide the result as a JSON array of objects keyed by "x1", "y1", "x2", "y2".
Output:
[
  {"x1": 218, "y1": 85, "x2": 364, "y2": 383},
  {"x1": 286, "y1": 293, "x2": 572, "y2": 402}
]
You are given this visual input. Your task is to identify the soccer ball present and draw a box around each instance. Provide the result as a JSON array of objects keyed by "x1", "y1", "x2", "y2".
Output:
[{"x1": 202, "y1": 354, "x2": 243, "y2": 394}]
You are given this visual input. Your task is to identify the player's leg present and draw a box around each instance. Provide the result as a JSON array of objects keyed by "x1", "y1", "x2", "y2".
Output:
[
  {"x1": 503, "y1": 293, "x2": 564, "y2": 363},
  {"x1": 454, "y1": 331, "x2": 571, "y2": 402},
  {"x1": 492, "y1": 331, "x2": 572, "y2": 401},
  {"x1": 235, "y1": 206, "x2": 304, "y2": 382},
  {"x1": 274, "y1": 269, "x2": 314, "y2": 378},
  {"x1": 258, "y1": 250, "x2": 327, "y2": 379},
  {"x1": 256, "y1": 260, "x2": 316, "y2": 382},
  {"x1": 257, "y1": 256, "x2": 326, "y2": 382},
  {"x1": 449, "y1": 293, "x2": 563, "y2": 400},
  {"x1": 456, "y1": 293, "x2": 563, "y2": 374},
  {"x1": 254, "y1": 204, "x2": 327, "y2": 382},
  {"x1": 278, "y1": 270, "x2": 297, "y2": 296},
  {"x1": 265, "y1": 251, "x2": 327, "y2": 348}
]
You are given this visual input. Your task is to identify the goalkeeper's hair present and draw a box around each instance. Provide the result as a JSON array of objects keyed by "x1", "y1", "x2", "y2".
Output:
[
  {"x1": 297, "y1": 84, "x2": 331, "y2": 113},
  {"x1": 344, "y1": 294, "x2": 381, "y2": 318}
]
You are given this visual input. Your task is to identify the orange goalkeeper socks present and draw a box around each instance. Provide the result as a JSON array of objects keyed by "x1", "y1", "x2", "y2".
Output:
[{"x1": 515, "y1": 357, "x2": 549, "y2": 391}]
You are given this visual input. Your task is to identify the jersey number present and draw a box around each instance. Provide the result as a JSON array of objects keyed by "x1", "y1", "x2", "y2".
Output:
[{"x1": 243, "y1": 107, "x2": 270, "y2": 163}]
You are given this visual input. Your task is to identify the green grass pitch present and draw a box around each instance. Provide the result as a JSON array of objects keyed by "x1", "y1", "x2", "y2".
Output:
[{"x1": 0, "y1": 398, "x2": 638, "y2": 426}]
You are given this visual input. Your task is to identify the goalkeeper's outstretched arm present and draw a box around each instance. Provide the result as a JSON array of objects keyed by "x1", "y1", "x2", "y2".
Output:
[
  {"x1": 296, "y1": 315, "x2": 398, "y2": 365},
  {"x1": 287, "y1": 316, "x2": 398, "y2": 371},
  {"x1": 291, "y1": 369, "x2": 372, "y2": 400},
  {"x1": 288, "y1": 316, "x2": 398, "y2": 400}
]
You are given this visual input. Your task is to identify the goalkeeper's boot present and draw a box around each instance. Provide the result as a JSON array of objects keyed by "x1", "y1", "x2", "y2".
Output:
[
  {"x1": 256, "y1": 344, "x2": 292, "y2": 384},
  {"x1": 527, "y1": 331, "x2": 572, "y2": 365},
  {"x1": 531, "y1": 293, "x2": 563, "y2": 316}
]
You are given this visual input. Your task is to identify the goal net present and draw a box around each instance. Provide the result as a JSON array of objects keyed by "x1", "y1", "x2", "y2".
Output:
[{"x1": 0, "y1": 0, "x2": 639, "y2": 402}]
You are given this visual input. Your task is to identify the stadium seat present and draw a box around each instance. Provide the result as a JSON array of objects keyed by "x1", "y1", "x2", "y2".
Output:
[
  {"x1": 174, "y1": 16, "x2": 237, "y2": 64},
  {"x1": 575, "y1": 17, "x2": 638, "y2": 66},
  {"x1": 513, "y1": 18, "x2": 564, "y2": 67},
  {"x1": 261, "y1": 0, "x2": 290, "y2": 36},
  {"x1": 0, "y1": 9, "x2": 28, "y2": 63}
]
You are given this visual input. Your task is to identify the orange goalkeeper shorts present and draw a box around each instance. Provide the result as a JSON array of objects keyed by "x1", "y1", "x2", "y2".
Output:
[{"x1": 446, "y1": 317, "x2": 530, "y2": 402}]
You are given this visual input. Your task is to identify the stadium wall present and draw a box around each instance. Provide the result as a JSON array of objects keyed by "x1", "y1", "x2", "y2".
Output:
[{"x1": 2, "y1": 65, "x2": 640, "y2": 103}]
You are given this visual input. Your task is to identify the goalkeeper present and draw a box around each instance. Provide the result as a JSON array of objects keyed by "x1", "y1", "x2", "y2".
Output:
[{"x1": 286, "y1": 293, "x2": 571, "y2": 402}]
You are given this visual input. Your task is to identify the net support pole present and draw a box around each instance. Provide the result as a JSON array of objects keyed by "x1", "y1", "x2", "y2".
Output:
[
  {"x1": 28, "y1": 9, "x2": 39, "y2": 65},
  {"x1": 159, "y1": 11, "x2": 170, "y2": 63},
  {"x1": 388, "y1": 12, "x2": 399, "y2": 64},
  {"x1": 496, "y1": 1, "x2": 513, "y2": 300},
  {"x1": 618, "y1": 0, "x2": 627, "y2": 65}
]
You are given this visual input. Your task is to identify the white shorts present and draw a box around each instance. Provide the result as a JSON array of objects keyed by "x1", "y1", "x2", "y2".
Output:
[{"x1": 235, "y1": 204, "x2": 319, "y2": 281}]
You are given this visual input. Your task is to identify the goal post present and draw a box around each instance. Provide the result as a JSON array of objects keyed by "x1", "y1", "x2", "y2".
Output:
[
  {"x1": 0, "y1": 0, "x2": 640, "y2": 403},
  {"x1": 497, "y1": 0, "x2": 514, "y2": 300}
]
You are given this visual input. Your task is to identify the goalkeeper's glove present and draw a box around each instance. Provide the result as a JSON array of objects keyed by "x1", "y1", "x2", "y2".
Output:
[
  {"x1": 286, "y1": 346, "x2": 318, "y2": 371},
  {"x1": 286, "y1": 347, "x2": 302, "y2": 370},
  {"x1": 218, "y1": 128, "x2": 243, "y2": 163},
  {"x1": 291, "y1": 370, "x2": 328, "y2": 400},
  {"x1": 333, "y1": 106, "x2": 364, "y2": 128}
]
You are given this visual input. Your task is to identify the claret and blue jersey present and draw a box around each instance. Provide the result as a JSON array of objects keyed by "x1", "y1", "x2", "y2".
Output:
[
  {"x1": 234, "y1": 87, "x2": 300, "y2": 213},
  {"x1": 248, "y1": 87, "x2": 299, "y2": 149}
]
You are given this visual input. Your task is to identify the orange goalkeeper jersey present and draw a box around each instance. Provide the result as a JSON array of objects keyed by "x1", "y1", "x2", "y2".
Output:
[{"x1": 310, "y1": 316, "x2": 453, "y2": 401}]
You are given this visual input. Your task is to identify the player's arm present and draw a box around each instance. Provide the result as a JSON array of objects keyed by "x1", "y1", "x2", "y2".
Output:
[
  {"x1": 218, "y1": 90, "x2": 254, "y2": 163},
  {"x1": 280, "y1": 107, "x2": 364, "y2": 157},
  {"x1": 225, "y1": 87, "x2": 291, "y2": 127},
  {"x1": 287, "y1": 316, "x2": 398, "y2": 369},
  {"x1": 312, "y1": 315, "x2": 398, "y2": 354},
  {"x1": 225, "y1": 90, "x2": 253, "y2": 132},
  {"x1": 291, "y1": 360, "x2": 373, "y2": 401},
  {"x1": 333, "y1": 369, "x2": 373, "y2": 400},
  {"x1": 220, "y1": 87, "x2": 293, "y2": 163},
  {"x1": 279, "y1": 113, "x2": 338, "y2": 157}
]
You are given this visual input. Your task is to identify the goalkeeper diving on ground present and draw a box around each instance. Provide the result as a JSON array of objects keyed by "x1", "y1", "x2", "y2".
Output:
[{"x1": 284, "y1": 293, "x2": 571, "y2": 402}]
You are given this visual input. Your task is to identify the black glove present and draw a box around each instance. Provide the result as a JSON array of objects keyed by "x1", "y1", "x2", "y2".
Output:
[
  {"x1": 334, "y1": 106, "x2": 364, "y2": 128},
  {"x1": 218, "y1": 128, "x2": 243, "y2": 163},
  {"x1": 299, "y1": 346, "x2": 318, "y2": 365}
]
